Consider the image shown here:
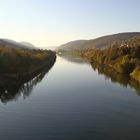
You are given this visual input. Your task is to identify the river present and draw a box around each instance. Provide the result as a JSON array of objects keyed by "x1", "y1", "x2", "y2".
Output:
[{"x1": 0, "y1": 55, "x2": 140, "y2": 140}]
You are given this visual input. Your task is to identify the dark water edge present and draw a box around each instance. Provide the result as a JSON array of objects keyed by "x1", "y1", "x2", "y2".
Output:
[
  {"x1": 0, "y1": 57, "x2": 56, "y2": 103},
  {"x1": 91, "y1": 62, "x2": 140, "y2": 96}
]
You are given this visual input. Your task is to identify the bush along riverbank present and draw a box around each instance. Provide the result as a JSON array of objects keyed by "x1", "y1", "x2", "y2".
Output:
[
  {"x1": 58, "y1": 36, "x2": 140, "y2": 84},
  {"x1": 0, "y1": 47, "x2": 56, "y2": 78}
]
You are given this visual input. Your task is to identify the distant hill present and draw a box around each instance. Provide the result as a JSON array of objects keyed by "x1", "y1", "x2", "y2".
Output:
[
  {"x1": 20, "y1": 41, "x2": 37, "y2": 49},
  {"x1": 43, "y1": 46, "x2": 58, "y2": 50},
  {"x1": 0, "y1": 39, "x2": 38, "y2": 50},
  {"x1": 57, "y1": 40, "x2": 88, "y2": 51},
  {"x1": 57, "y1": 32, "x2": 140, "y2": 51}
]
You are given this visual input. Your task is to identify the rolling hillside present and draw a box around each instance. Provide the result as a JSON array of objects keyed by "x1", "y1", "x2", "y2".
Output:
[
  {"x1": 57, "y1": 32, "x2": 140, "y2": 51},
  {"x1": 0, "y1": 39, "x2": 37, "y2": 50}
]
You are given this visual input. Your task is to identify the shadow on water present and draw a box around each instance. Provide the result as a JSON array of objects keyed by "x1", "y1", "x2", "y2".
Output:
[
  {"x1": 91, "y1": 62, "x2": 140, "y2": 96},
  {"x1": 0, "y1": 59, "x2": 56, "y2": 103}
]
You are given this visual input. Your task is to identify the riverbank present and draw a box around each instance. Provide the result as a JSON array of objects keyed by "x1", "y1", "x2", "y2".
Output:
[
  {"x1": 57, "y1": 36, "x2": 140, "y2": 84},
  {"x1": 0, "y1": 47, "x2": 56, "y2": 78}
]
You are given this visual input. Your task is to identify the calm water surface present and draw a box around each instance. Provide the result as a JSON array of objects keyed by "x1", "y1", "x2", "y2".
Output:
[{"x1": 0, "y1": 56, "x2": 140, "y2": 140}]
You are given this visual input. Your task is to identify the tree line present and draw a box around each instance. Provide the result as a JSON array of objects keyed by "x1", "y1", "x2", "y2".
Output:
[
  {"x1": 0, "y1": 47, "x2": 56, "y2": 77},
  {"x1": 59, "y1": 36, "x2": 140, "y2": 83}
]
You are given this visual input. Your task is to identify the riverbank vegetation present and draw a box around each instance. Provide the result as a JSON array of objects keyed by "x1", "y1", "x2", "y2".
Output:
[
  {"x1": 0, "y1": 47, "x2": 56, "y2": 77},
  {"x1": 58, "y1": 36, "x2": 140, "y2": 83},
  {"x1": 0, "y1": 45, "x2": 56, "y2": 102}
]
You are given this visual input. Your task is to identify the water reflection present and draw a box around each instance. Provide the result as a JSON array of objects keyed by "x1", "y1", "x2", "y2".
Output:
[
  {"x1": 58, "y1": 54, "x2": 88, "y2": 64},
  {"x1": 0, "y1": 61, "x2": 56, "y2": 103},
  {"x1": 91, "y1": 62, "x2": 140, "y2": 95},
  {"x1": 60, "y1": 54, "x2": 140, "y2": 96}
]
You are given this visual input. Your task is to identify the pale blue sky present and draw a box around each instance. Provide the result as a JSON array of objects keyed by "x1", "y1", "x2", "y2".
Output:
[{"x1": 0, "y1": 0, "x2": 140, "y2": 47}]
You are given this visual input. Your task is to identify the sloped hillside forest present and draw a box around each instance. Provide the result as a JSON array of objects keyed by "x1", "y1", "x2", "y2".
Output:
[
  {"x1": 59, "y1": 35, "x2": 140, "y2": 83},
  {"x1": 0, "y1": 45, "x2": 56, "y2": 77}
]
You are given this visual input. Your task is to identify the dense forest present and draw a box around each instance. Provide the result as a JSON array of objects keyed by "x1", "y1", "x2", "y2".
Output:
[
  {"x1": 58, "y1": 35, "x2": 140, "y2": 84},
  {"x1": 0, "y1": 46, "x2": 56, "y2": 77}
]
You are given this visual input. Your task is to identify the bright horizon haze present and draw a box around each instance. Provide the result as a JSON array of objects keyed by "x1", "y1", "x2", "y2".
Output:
[{"x1": 0, "y1": 0, "x2": 140, "y2": 48}]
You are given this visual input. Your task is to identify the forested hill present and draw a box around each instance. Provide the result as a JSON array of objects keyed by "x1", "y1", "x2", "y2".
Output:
[
  {"x1": 0, "y1": 39, "x2": 56, "y2": 77},
  {"x1": 0, "y1": 39, "x2": 37, "y2": 50},
  {"x1": 57, "y1": 34, "x2": 140, "y2": 84},
  {"x1": 57, "y1": 32, "x2": 140, "y2": 51}
]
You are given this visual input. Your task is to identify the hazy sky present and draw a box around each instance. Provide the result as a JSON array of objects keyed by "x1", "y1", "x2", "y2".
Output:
[{"x1": 0, "y1": 0, "x2": 140, "y2": 48}]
